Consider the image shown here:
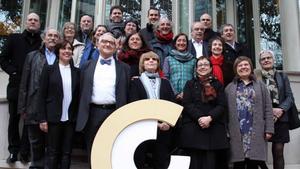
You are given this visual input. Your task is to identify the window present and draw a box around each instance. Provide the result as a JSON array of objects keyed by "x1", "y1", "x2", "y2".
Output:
[
  {"x1": 194, "y1": 0, "x2": 212, "y2": 21},
  {"x1": 119, "y1": 0, "x2": 141, "y2": 24},
  {"x1": 58, "y1": 0, "x2": 72, "y2": 31},
  {"x1": 151, "y1": 0, "x2": 172, "y2": 19},
  {"x1": 75, "y1": 0, "x2": 95, "y2": 28},
  {"x1": 259, "y1": 0, "x2": 282, "y2": 69},
  {"x1": 29, "y1": 0, "x2": 48, "y2": 30}
]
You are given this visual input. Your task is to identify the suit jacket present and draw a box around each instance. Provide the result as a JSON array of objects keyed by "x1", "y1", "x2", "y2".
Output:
[
  {"x1": 188, "y1": 40, "x2": 209, "y2": 58},
  {"x1": 0, "y1": 30, "x2": 42, "y2": 100},
  {"x1": 38, "y1": 62, "x2": 80, "y2": 123},
  {"x1": 76, "y1": 58, "x2": 130, "y2": 131}
]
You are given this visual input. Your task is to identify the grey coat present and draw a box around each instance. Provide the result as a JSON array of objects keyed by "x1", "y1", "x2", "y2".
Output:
[{"x1": 225, "y1": 79, "x2": 274, "y2": 162}]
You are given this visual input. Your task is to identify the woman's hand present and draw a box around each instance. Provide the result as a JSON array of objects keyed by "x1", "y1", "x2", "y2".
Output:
[
  {"x1": 265, "y1": 133, "x2": 272, "y2": 140},
  {"x1": 198, "y1": 116, "x2": 212, "y2": 128},
  {"x1": 158, "y1": 122, "x2": 170, "y2": 131},
  {"x1": 39, "y1": 122, "x2": 48, "y2": 133},
  {"x1": 176, "y1": 92, "x2": 184, "y2": 101},
  {"x1": 273, "y1": 108, "x2": 284, "y2": 119}
]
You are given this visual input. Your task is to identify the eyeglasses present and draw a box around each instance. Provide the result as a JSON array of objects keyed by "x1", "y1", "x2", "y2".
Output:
[
  {"x1": 260, "y1": 56, "x2": 273, "y2": 61},
  {"x1": 201, "y1": 19, "x2": 211, "y2": 21},
  {"x1": 100, "y1": 39, "x2": 116, "y2": 46},
  {"x1": 197, "y1": 63, "x2": 210, "y2": 67},
  {"x1": 144, "y1": 57, "x2": 158, "y2": 61}
]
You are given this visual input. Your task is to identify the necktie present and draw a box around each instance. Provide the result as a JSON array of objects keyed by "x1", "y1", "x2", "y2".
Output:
[{"x1": 100, "y1": 59, "x2": 112, "y2": 65}]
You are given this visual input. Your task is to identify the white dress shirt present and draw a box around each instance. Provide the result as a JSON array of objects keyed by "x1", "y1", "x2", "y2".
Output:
[
  {"x1": 59, "y1": 63, "x2": 72, "y2": 122},
  {"x1": 91, "y1": 55, "x2": 116, "y2": 104},
  {"x1": 192, "y1": 38, "x2": 203, "y2": 59}
]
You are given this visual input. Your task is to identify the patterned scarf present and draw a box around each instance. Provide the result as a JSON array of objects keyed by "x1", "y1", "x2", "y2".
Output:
[
  {"x1": 261, "y1": 69, "x2": 279, "y2": 104},
  {"x1": 198, "y1": 75, "x2": 217, "y2": 103},
  {"x1": 210, "y1": 55, "x2": 224, "y2": 84},
  {"x1": 155, "y1": 30, "x2": 173, "y2": 44}
]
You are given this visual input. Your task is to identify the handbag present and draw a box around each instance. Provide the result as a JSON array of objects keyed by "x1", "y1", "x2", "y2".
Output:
[{"x1": 288, "y1": 103, "x2": 300, "y2": 130}]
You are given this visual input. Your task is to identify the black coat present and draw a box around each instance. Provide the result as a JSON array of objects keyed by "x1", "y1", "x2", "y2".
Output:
[
  {"x1": 203, "y1": 28, "x2": 221, "y2": 42},
  {"x1": 75, "y1": 59, "x2": 130, "y2": 132},
  {"x1": 38, "y1": 63, "x2": 80, "y2": 123},
  {"x1": 222, "y1": 42, "x2": 249, "y2": 86},
  {"x1": 179, "y1": 78, "x2": 229, "y2": 150},
  {"x1": 0, "y1": 30, "x2": 42, "y2": 100},
  {"x1": 129, "y1": 78, "x2": 175, "y2": 102}
]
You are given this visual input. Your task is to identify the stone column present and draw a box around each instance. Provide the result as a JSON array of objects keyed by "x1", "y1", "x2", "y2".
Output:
[{"x1": 279, "y1": 0, "x2": 300, "y2": 71}]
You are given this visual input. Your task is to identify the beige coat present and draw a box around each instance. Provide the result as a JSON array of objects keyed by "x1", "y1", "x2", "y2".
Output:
[{"x1": 72, "y1": 39, "x2": 85, "y2": 67}]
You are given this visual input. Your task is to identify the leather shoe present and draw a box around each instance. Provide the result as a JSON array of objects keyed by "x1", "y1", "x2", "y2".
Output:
[
  {"x1": 20, "y1": 153, "x2": 30, "y2": 163},
  {"x1": 6, "y1": 153, "x2": 18, "y2": 163}
]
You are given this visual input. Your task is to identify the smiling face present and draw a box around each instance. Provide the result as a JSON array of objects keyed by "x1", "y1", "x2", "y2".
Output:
[
  {"x1": 94, "y1": 26, "x2": 107, "y2": 40},
  {"x1": 148, "y1": 9, "x2": 160, "y2": 25},
  {"x1": 236, "y1": 60, "x2": 252, "y2": 79},
  {"x1": 259, "y1": 51, "x2": 274, "y2": 71},
  {"x1": 175, "y1": 35, "x2": 187, "y2": 52},
  {"x1": 143, "y1": 57, "x2": 159, "y2": 73},
  {"x1": 128, "y1": 33, "x2": 142, "y2": 50},
  {"x1": 211, "y1": 39, "x2": 223, "y2": 56},
  {"x1": 191, "y1": 22, "x2": 205, "y2": 42},
  {"x1": 124, "y1": 22, "x2": 137, "y2": 36},
  {"x1": 63, "y1": 23, "x2": 75, "y2": 40},
  {"x1": 44, "y1": 29, "x2": 60, "y2": 51},
  {"x1": 196, "y1": 58, "x2": 212, "y2": 77},
  {"x1": 59, "y1": 42, "x2": 73, "y2": 64},
  {"x1": 110, "y1": 8, "x2": 123, "y2": 23},
  {"x1": 221, "y1": 25, "x2": 235, "y2": 43},
  {"x1": 97, "y1": 33, "x2": 117, "y2": 58},
  {"x1": 158, "y1": 18, "x2": 172, "y2": 35}
]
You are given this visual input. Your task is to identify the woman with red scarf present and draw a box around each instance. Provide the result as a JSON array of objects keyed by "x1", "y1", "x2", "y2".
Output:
[
  {"x1": 150, "y1": 17, "x2": 173, "y2": 68},
  {"x1": 118, "y1": 32, "x2": 150, "y2": 77},
  {"x1": 209, "y1": 36, "x2": 225, "y2": 85}
]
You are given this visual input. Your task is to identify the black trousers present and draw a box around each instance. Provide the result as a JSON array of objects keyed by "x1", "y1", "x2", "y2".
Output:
[
  {"x1": 84, "y1": 105, "x2": 115, "y2": 165},
  {"x1": 47, "y1": 121, "x2": 75, "y2": 169},
  {"x1": 8, "y1": 100, "x2": 30, "y2": 155},
  {"x1": 185, "y1": 149, "x2": 216, "y2": 169},
  {"x1": 28, "y1": 124, "x2": 46, "y2": 169},
  {"x1": 233, "y1": 159, "x2": 268, "y2": 169}
]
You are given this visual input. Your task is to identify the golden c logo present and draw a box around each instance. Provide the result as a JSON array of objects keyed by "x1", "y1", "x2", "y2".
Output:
[{"x1": 91, "y1": 99, "x2": 190, "y2": 169}]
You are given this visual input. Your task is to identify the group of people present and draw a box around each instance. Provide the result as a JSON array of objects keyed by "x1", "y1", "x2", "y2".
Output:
[{"x1": 0, "y1": 5, "x2": 295, "y2": 169}]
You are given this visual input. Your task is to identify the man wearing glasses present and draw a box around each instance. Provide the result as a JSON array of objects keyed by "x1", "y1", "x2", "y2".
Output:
[{"x1": 76, "y1": 32, "x2": 130, "y2": 166}]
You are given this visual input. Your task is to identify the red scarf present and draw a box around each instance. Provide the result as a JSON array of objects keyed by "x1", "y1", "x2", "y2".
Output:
[
  {"x1": 118, "y1": 48, "x2": 150, "y2": 65},
  {"x1": 210, "y1": 55, "x2": 224, "y2": 84},
  {"x1": 155, "y1": 30, "x2": 173, "y2": 44}
]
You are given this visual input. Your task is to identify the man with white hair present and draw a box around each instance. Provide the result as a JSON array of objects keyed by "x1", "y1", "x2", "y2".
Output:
[
  {"x1": 0, "y1": 12, "x2": 42, "y2": 163},
  {"x1": 18, "y1": 28, "x2": 60, "y2": 169},
  {"x1": 76, "y1": 32, "x2": 130, "y2": 165}
]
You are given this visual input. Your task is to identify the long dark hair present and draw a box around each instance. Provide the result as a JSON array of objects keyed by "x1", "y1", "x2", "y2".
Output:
[{"x1": 122, "y1": 32, "x2": 150, "y2": 51}]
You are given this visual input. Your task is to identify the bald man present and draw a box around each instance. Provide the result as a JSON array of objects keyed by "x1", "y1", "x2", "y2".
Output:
[
  {"x1": 200, "y1": 13, "x2": 220, "y2": 42},
  {"x1": 0, "y1": 12, "x2": 42, "y2": 163}
]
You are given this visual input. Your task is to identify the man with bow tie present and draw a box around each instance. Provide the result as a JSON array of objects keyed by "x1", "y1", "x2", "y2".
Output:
[{"x1": 75, "y1": 32, "x2": 130, "y2": 164}]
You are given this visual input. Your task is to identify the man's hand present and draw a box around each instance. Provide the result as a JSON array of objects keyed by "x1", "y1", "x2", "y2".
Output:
[{"x1": 39, "y1": 122, "x2": 48, "y2": 133}]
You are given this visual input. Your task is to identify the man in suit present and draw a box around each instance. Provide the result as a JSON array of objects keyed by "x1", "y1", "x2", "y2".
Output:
[
  {"x1": 76, "y1": 32, "x2": 130, "y2": 163},
  {"x1": 200, "y1": 13, "x2": 221, "y2": 42},
  {"x1": 76, "y1": 14, "x2": 93, "y2": 44},
  {"x1": 0, "y1": 12, "x2": 42, "y2": 163},
  {"x1": 18, "y1": 28, "x2": 60, "y2": 169},
  {"x1": 188, "y1": 21, "x2": 209, "y2": 58},
  {"x1": 220, "y1": 23, "x2": 249, "y2": 86}
]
